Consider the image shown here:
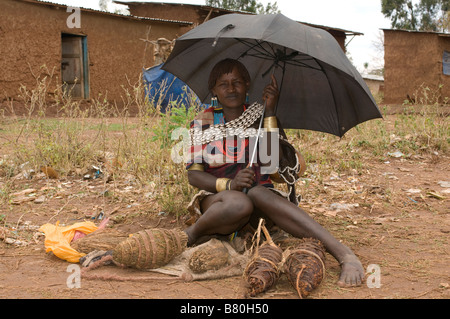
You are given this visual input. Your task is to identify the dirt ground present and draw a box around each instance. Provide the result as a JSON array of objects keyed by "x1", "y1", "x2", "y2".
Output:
[{"x1": 0, "y1": 111, "x2": 449, "y2": 300}]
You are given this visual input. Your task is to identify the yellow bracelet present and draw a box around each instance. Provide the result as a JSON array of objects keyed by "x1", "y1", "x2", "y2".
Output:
[
  {"x1": 264, "y1": 116, "x2": 278, "y2": 132},
  {"x1": 226, "y1": 179, "x2": 232, "y2": 190},
  {"x1": 188, "y1": 163, "x2": 205, "y2": 172},
  {"x1": 216, "y1": 178, "x2": 231, "y2": 192}
]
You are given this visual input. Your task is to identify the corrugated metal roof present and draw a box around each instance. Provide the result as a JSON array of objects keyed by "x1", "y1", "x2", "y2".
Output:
[
  {"x1": 363, "y1": 74, "x2": 384, "y2": 81},
  {"x1": 382, "y1": 28, "x2": 450, "y2": 36},
  {"x1": 114, "y1": 1, "x2": 254, "y2": 16},
  {"x1": 300, "y1": 21, "x2": 363, "y2": 36},
  {"x1": 17, "y1": 0, "x2": 193, "y2": 25},
  {"x1": 114, "y1": 1, "x2": 363, "y2": 36}
]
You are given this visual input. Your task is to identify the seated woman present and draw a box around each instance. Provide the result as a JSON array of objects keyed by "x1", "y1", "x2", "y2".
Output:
[{"x1": 184, "y1": 58, "x2": 365, "y2": 287}]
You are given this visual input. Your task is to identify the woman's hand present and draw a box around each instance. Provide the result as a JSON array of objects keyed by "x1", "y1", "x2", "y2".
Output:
[
  {"x1": 230, "y1": 167, "x2": 255, "y2": 191},
  {"x1": 262, "y1": 74, "x2": 279, "y2": 117}
]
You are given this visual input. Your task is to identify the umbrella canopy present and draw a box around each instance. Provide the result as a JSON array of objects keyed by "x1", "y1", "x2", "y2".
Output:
[{"x1": 162, "y1": 13, "x2": 382, "y2": 137}]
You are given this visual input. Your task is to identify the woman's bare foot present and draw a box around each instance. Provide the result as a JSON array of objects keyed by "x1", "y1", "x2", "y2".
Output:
[{"x1": 337, "y1": 254, "x2": 365, "y2": 287}]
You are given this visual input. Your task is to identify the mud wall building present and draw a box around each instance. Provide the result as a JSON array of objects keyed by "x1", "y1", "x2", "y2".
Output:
[
  {"x1": 0, "y1": 0, "x2": 191, "y2": 102},
  {"x1": 383, "y1": 29, "x2": 450, "y2": 104},
  {"x1": 1, "y1": 0, "x2": 363, "y2": 105},
  {"x1": 363, "y1": 74, "x2": 384, "y2": 96}
]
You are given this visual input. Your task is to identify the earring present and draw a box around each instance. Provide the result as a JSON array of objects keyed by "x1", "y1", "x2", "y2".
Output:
[
  {"x1": 211, "y1": 96, "x2": 218, "y2": 107},
  {"x1": 245, "y1": 93, "x2": 249, "y2": 104}
]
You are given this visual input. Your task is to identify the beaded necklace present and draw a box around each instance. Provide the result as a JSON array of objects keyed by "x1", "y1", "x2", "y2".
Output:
[
  {"x1": 189, "y1": 102, "x2": 264, "y2": 146},
  {"x1": 213, "y1": 104, "x2": 248, "y2": 126}
]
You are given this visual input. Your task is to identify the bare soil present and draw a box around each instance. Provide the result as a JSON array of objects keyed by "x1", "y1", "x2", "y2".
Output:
[{"x1": 0, "y1": 111, "x2": 449, "y2": 300}]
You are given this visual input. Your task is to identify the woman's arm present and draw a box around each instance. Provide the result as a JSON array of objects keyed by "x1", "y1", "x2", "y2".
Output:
[{"x1": 187, "y1": 170, "x2": 218, "y2": 193}]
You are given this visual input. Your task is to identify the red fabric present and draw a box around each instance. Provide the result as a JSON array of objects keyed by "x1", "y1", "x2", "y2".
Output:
[{"x1": 186, "y1": 106, "x2": 273, "y2": 188}]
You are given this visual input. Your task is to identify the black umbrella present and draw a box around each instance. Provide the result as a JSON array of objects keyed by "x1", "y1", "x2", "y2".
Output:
[{"x1": 162, "y1": 13, "x2": 382, "y2": 137}]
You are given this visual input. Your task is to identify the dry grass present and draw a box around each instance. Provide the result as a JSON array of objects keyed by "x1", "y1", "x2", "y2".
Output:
[{"x1": 1, "y1": 74, "x2": 449, "y2": 217}]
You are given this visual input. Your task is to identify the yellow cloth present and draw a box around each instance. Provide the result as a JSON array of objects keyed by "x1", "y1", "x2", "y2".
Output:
[{"x1": 39, "y1": 221, "x2": 98, "y2": 263}]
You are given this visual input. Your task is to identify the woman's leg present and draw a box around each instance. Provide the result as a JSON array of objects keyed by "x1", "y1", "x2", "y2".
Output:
[
  {"x1": 184, "y1": 190, "x2": 254, "y2": 246},
  {"x1": 247, "y1": 186, "x2": 365, "y2": 287}
]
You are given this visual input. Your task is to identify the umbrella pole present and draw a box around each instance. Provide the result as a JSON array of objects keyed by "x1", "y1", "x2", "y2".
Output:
[
  {"x1": 242, "y1": 101, "x2": 265, "y2": 195},
  {"x1": 242, "y1": 67, "x2": 276, "y2": 194}
]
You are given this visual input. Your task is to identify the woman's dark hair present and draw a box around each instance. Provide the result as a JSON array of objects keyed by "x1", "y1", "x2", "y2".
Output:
[{"x1": 208, "y1": 59, "x2": 251, "y2": 92}]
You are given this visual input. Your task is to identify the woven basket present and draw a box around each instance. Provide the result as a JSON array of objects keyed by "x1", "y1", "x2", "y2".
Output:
[
  {"x1": 282, "y1": 238, "x2": 326, "y2": 298},
  {"x1": 71, "y1": 229, "x2": 129, "y2": 254},
  {"x1": 112, "y1": 228, "x2": 188, "y2": 269}
]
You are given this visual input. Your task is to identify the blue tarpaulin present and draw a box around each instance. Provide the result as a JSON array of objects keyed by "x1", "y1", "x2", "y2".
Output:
[
  {"x1": 143, "y1": 63, "x2": 207, "y2": 113},
  {"x1": 443, "y1": 51, "x2": 450, "y2": 76}
]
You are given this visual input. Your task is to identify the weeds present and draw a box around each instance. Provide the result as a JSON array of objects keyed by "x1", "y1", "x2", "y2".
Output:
[
  {"x1": 152, "y1": 102, "x2": 198, "y2": 148},
  {"x1": 284, "y1": 83, "x2": 448, "y2": 210},
  {"x1": 0, "y1": 72, "x2": 448, "y2": 216}
]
